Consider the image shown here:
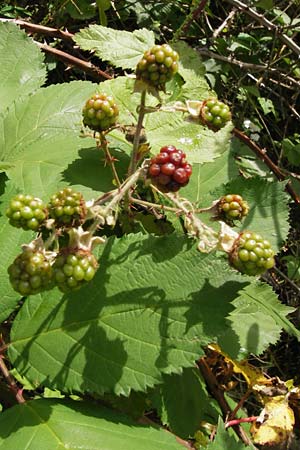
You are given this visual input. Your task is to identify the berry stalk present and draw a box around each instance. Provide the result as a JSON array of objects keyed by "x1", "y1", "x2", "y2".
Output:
[{"x1": 128, "y1": 90, "x2": 147, "y2": 176}]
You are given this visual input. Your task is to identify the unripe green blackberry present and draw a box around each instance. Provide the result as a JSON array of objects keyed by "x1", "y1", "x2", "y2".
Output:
[
  {"x1": 48, "y1": 188, "x2": 86, "y2": 227},
  {"x1": 200, "y1": 98, "x2": 231, "y2": 129},
  {"x1": 218, "y1": 194, "x2": 249, "y2": 225},
  {"x1": 230, "y1": 231, "x2": 275, "y2": 276},
  {"x1": 6, "y1": 194, "x2": 47, "y2": 231},
  {"x1": 8, "y1": 248, "x2": 53, "y2": 295},
  {"x1": 53, "y1": 249, "x2": 98, "y2": 292},
  {"x1": 82, "y1": 93, "x2": 119, "y2": 132},
  {"x1": 136, "y1": 44, "x2": 179, "y2": 91}
]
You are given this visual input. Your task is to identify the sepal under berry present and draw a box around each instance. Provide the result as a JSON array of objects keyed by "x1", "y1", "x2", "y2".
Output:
[
  {"x1": 48, "y1": 187, "x2": 86, "y2": 227},
  {"x1": 218, "y1": 194, "x2": 249, "y2": 225},
  {"x1": 229, "y1": 231, "x2": 275, "y2": 276},
  {"x1": 6, "y1": 194, "x2": 47, "y2": 231},
  {"x1": 200, "y1": 98, "x2": 231, "y2": 129},
  {"x1": 148, "y1": 145, "x2": 192, "y2": 192},
  {"x1": 8, "y1": 246, "x2": 54, "y2": 295},
  {"x1": 135, "y1": 44, "x2": 179, "y2": 92},
  {"x1": 53, "y1": 249, "x2": 98, "y2": 292},
  {"x1": 82, "y1": 92, "x2": 119, "y2": 132}
]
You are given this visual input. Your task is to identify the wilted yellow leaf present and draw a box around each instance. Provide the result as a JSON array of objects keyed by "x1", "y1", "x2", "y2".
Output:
[{"x1": 251, "y1": 396, "x2": 295, "y2": 446}]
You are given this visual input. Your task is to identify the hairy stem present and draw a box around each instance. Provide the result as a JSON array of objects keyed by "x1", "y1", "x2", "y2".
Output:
[
  {"x1": 128, "y1": 90, "x2": 147, "y2": 176},
  {"x1": 98, "y1": 133, "x2": 121, "y2": 187}
]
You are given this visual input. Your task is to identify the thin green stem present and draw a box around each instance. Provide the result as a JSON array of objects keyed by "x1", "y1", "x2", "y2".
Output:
[
  {"x1": 128, "y1": 90, "x2": 147, "y2": 176},
  {"x1": 129, "y1": 196, "x2": 181, "y2": 213}
]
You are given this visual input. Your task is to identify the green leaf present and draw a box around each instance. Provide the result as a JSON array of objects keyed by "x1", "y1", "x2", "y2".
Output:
[
  {"x1": 0, "y1": 81, "x2": 122, "y2": 198},
  {"x1": 207, "y1": 417, "x2": 249, "y2": 449},
  {"x1": 257, "y1": 97, "x2": 276, "y2": 117},
  {"x1": 173, "y1": 41, "x2": 213, "y2": 100},
  {"x1": 64, "y1": 0, "x2": 97, "y2": 20},
  {"x1": 0, "y1": 23, "x2": 46, "y2": 114},
  {"x1": 152, "y1": 368, "x2": 220, "y2": 438},
  {"x1": 9, "y1": 233, "x2": 249, "y2": 396},
  {"x1": 74, "y1": 25, "x2": 155, "y2": 70},
  {"x1": 227, "y1": 281, "x2": 300, "y2": 356},
  {"x1": 212, "y1": 177, "x2": 290, "y2": 252},
  {"x1": 182, "y1": 150, "x2": 239, "y2": 204},
  {"x1": 145, "y1": 113, "x2": 233, "y2": 164},
  {"x1": 0, "y1": 398, "x2": 183, "y2": 449}
]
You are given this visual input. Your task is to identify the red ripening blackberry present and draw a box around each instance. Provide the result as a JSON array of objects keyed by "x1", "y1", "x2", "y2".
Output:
[{"x1": 148, "y1": 145, "x2": 192, "y2": 192}]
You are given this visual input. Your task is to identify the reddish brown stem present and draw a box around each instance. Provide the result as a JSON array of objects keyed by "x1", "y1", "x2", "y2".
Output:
[
  {"x1": 233, "y1": 128, "x2": 300, "y2": 204},
  {"x1": 0, "y1": 18, "x2": 74, "y2": 41},
  {"x1": 226, "y1": 416, "x2": 258, "y2": 429},
  {"x1": 197, "y1": 358, "x2": 252, "y2": 446},
  {"x1": 0, "y1": 340, "x2": 25, "y2": 404},
  {"x1": 181, "y1": 0, "x2": 208, "y2": 35},
  {"x1": 35, "y1": 42, "x2": 112, "y2": 80}
]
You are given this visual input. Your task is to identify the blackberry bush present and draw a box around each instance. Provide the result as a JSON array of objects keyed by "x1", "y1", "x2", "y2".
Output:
[
  {"x1": 218, "y1": 194, "x2": 249, "y2": 225},
  {"x1": 82, "y1": 93, "x2": 119, "y2": 132},
  {"x1": 48, "y1": 188, "x2": 86, "y2": 227},
  {"x1": 200, "y1": 98, "x2": 231, "y2": 129},
  {"x1": 53, "y1": 249, "x2": 98, "y2": 292},
  {"x1": 229, "y1": 231, "x2": 275, "y2": 276},
  {"x1": 8, "y1": 248, "x2": 53, "y2": 296},
  {"x1": 136, "y1": 44, "x2": 179, "y2": 91},
  {"x1": 6, "y1": 194, "x2": 47, "y2": 231},
  {"x1": 148, "y1": 145, "x2": 192, "y2": 192}
]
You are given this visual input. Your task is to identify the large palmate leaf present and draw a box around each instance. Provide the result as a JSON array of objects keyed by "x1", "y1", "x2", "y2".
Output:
[
  {"x1": 0, "y1": 23, "x2": 46, "y2": 115},
  {"x1": 0, "y1": 80, "x2": 127, "y2": 199},
  {"x1": 0, "y1": 398, "x2": 183, "y2": 449},
  {"x1": 228, "y1": 282, "x2": 300, "y2": 355},
  {"x1": 74, "y1": 25, "x2": 155, "y2": 70},
  {"x1": 9, "y1": 233, "x2": 295, "y2": 396}
]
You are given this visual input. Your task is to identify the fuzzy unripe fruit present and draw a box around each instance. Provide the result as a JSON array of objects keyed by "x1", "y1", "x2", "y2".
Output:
[
  {"x1": 218, "y1": 194, "x2": 249, "y2": 224},
  {"x1": 136, "y1": 44, "x2": 179, "y2": 91},
  {"x1": 53, "y1": 249, "x2": 98, "y2": 292},
  {"x1": 230, "y1": 231, "x2": 275, "y2": 276},
  {"x1": 8, "y1": 249, "x2": 53, "y2": 295},
  {"x1": 148, "y1": 145, "x2": 192, "y2": 192},
  {"x1": 48, "y1": 188, "x2": 86, "y2": 227},
  {"x1": 200, "y1": 98, "x2": 231, "y2": 129},
  {"x1": 6, "y1": 194, "x2": 47, "y2": 231},
  {"x1": 82, "y1": 93, "x2": 119, "y2": 132}
]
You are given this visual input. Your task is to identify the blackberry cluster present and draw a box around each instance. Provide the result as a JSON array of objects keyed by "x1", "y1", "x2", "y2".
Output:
[
  {"x1": 136, "y1": 44, "x2": 179, "y2": 91},
  {"x1": 218, "y1": 194, "x2": 249, "y2": 224},
  {"x1": 82, "y1": 93, "x2": 119, "y2": 132},
  {"x1": 230, "y1": 231, "x2": 275, "y2": 276},
  {"x1": 6, "y1": 194, "x2": 47, "y2": 231},
  {"x1": 148, "y1": 145, "x2": 192, "y2": 192},
  {"x1": 53, "y1": 249, "x2": 98, "y2": 292},
  {"x1": 48, "y1": 188, "x2": 86, "y2": 227},
  {"x1": 8, "y1": 249, "x2": 53, "y2": 295},
  {"x1": 201, "y1": 98, "x2": 231, "y2": 129}
]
